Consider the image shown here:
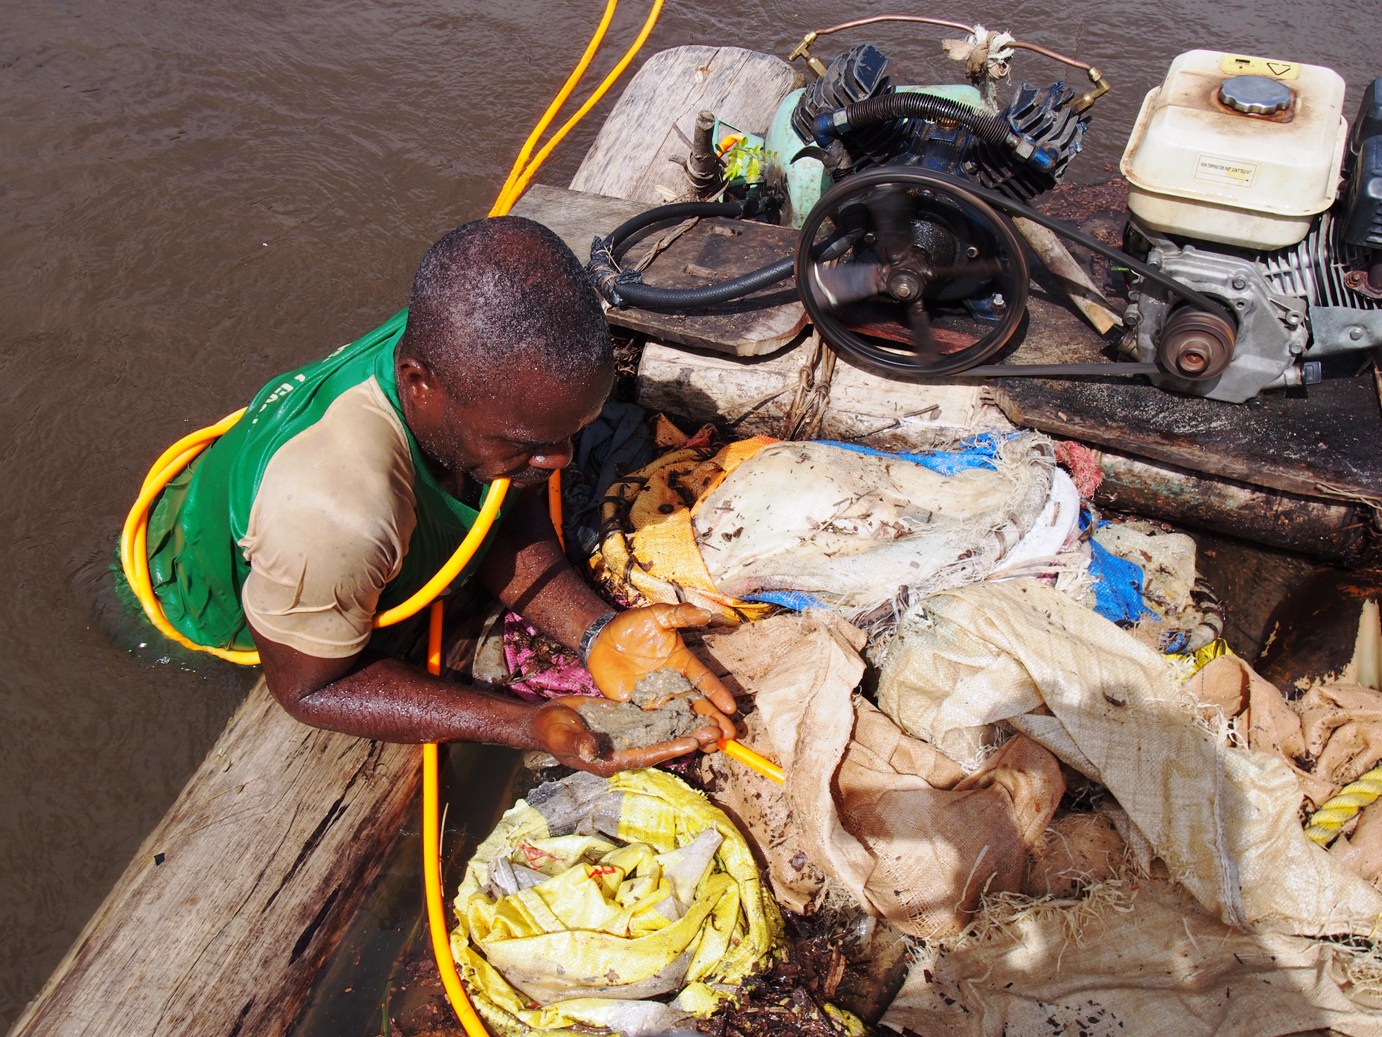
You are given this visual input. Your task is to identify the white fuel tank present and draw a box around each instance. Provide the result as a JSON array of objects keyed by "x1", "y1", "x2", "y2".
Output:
[{"x1": 1120, "y1": 50, "x2": 1348, "y2": 250}]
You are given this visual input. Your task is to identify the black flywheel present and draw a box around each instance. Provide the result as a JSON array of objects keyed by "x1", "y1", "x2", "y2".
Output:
[{"x1": 795, "y1": 167, "x2": 1029, "y2": 377}]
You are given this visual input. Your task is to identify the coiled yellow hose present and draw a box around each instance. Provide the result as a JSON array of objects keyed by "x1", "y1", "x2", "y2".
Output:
[
  {"x1": 116, "y1": 7, "x2": 784, "y2": 1032},
  {"x1": 117, "y1": 406, "x2": 510, "y2": 664}
]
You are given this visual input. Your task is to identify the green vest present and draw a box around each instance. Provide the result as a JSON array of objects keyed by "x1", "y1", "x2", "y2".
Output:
[{"x1": 146, "y1": 310, "x2": 503, "y2": 652}]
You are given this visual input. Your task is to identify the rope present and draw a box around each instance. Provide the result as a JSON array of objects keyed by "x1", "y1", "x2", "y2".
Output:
[
  {"x1": 779, "y1": 330, "x2": 836, "y2": 441},
  {"x1": 1303, "y1": 765, "x2": 1382, "y2": 846}
]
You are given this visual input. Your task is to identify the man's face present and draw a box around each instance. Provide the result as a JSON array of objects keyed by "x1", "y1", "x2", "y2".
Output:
[{"x1": 400, "y1": 357, "x2": 612, "y2": 489}]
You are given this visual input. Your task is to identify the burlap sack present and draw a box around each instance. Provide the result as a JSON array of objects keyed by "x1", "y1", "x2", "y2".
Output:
[
  {"x1": 593, "y1": 433, "x2": 1072, "y2": 625},
  {"x1": 883, "y1": 871, "x2": 1382, "y2": 1037},
  {"x1": 875, "y1": 578, "x2": 1382, "y2": 936},
  {"x1": 1185, "y1": 605, "x2": 1382, "y2": 887},
  {"x1": 698, "y1": 612, "x2": 1064, "y2": 937}
]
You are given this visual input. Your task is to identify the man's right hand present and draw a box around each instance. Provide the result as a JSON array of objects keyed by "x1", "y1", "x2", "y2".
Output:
[{"x1": 531, "y1": 699, "x2": 720, "y2": 777}]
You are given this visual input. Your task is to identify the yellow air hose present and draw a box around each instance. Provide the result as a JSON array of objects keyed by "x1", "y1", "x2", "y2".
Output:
[{"x1": 119, "y1": 6, "x2": 787, "y2": 1031}]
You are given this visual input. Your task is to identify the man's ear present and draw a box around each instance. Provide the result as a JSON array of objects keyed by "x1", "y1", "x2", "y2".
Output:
[{"x1": 396, "y1": 355, "x2": 438, "y2": 403}]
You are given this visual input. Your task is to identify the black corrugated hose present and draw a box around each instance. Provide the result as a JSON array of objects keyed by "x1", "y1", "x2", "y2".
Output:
[
  {"x1": 588, "y1": 197, "x2": 796, "y2": 311},
  {"x1": 818, "y1": 92, "x2": 1020, "y2": 151}
]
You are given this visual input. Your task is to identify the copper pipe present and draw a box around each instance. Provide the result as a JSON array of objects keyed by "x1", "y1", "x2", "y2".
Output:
[{"x1": 806, "y1": 15, "x2": 1100, "y2": 75}]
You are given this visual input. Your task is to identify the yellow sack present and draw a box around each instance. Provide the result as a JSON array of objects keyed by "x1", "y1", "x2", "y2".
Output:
[{"x1": 449, "y1": 768, "x2": 785, "y2": 1037}]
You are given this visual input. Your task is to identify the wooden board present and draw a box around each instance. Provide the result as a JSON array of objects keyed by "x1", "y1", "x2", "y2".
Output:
[
  {"x1": 991, "y1": 277, "x2": 1382, "y2": 505},
  {"x1": 7, "y1": 679, "x2": 421, "y2": 1037},
  {"x1": 636, "y1": 339, "x2": 1009, "y2": 448},
  {"x1": 570, "y1": 46, "x2": 800, "y2": 205},
  {"x1": 1077, "y1": 446, "x2": 1370, "y2": 563},
  {"x1": 513, "y1": 183, "x2": 806, "y2": 356}
]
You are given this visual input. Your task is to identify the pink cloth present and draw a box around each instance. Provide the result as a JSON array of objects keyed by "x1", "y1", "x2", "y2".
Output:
[
  {"x1": 1055, "y1": 439, "x2": 1103, "y2": 499},
  {"x1": 500, "y1": 612, "x2": 600, "y2": 701}
]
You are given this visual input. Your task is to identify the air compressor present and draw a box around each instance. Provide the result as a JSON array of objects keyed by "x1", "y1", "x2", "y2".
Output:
[{"x1": 589, "y1": 19, "x2": 1381, "y2": 404}]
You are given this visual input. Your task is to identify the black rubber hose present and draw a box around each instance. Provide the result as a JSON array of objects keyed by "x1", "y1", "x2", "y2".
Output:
[
  {"x1": 605, "y1": 200, "x2": 750, "y2": 249},
  {"x1": 823, "y1": 93, "x2": 1016, "y2": 151},
  {"x1": 611, "y1": 257, "x2": 795, "y2": 311},
  {"x1": 590, "y1": 196, "x2": 796, "y2": 311}
]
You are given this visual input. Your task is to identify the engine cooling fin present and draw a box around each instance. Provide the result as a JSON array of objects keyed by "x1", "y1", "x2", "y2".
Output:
[{"x1": 972, "y1": 82, "x2": 1091, "y2": 201}]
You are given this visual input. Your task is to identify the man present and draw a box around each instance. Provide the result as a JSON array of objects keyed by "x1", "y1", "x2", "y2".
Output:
[{"x1": 143, "y1": 216, "x2": 736, "y2": 774}]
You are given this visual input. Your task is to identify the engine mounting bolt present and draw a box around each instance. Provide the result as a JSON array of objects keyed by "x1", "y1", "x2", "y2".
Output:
[
  {"x1": 1231, "y1": 274, "x2": 1248, "y2": 290},
  {"x1": 1349, "y1": 326, "x2": 1365, "y2": 340},
  {"x1": 1286, "y1": 312, "x2": 1302, "y2": 325}
]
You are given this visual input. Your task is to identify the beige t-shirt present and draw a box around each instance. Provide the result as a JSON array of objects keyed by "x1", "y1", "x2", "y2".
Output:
[{"x1": 237, "y1": 378, "x2": 418, "y2": 658}]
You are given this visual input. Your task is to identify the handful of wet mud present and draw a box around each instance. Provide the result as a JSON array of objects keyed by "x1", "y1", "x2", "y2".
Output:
[
  {"x1": 573, "y1": 671, "x2": 703, "y2": 752},
  {"x1": 626, "y1": 669, "x2": 696, "y2": 709},
  {"x1": 527, "y1": 672, "x2": 707, "y2": 767}
]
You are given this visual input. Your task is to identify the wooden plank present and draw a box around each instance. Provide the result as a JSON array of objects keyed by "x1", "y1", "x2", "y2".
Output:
[
  {"x1": 511, "y1": 183, "x2": 649, "y2": 262},
  {"x1": 6, "y1": 679, "x2": 421, "y2": 1037},
  {"x1": 996, "y1": 366, "x2": 1382, "y2": 503},
  {"x1": 1085, "y1": 446, "x2": 1374, "y2": 564},
  {"x1": 636, "y1": 338, "x2": 1010, "y2": 449},
  {"x1": 570, "y1": 46, "x2": 800, "y2": 205},
  {"x1": 513, "y1": 183, "x2": 806, "y2": 357}
]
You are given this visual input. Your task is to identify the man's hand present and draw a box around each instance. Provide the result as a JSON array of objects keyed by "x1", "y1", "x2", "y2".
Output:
[
  {"x1": 531, "y1": 699, "x2": 721, "y2": 777},
  {"x1": 584, "y1": 603, "x2": 738, "y2": 740}
]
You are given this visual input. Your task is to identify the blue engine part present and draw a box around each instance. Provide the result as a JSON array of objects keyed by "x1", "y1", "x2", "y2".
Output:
[{"x1": 760, "y1": 43, "x2": 1091, "y2": 227}]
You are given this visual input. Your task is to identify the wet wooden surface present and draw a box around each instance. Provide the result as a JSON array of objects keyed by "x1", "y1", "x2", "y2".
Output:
[
  {"x1": 7, "y1": 679, "x2": 420, "y2": 1037},
  {"x1": 512, "y1": 184, "x2": 806, "y2": 356}
]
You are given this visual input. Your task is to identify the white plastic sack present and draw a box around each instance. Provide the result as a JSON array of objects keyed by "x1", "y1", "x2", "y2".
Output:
[
  {"x1": 876, "y1": 578, "x2": 1382, "y2": 936},
  {"x1": 691, "y1": 435, "x2": 1075, "y2": 616}
]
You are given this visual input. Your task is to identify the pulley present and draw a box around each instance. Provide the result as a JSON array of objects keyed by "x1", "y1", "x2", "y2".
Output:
[{"x1": 794, "y1": 167, "x2": 1029, "y2": 377}]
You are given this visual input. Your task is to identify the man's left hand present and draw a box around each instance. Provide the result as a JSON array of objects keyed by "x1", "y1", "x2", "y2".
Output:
[{"x1": 585, "y1": 603, "x2": 738, "y2": 740}]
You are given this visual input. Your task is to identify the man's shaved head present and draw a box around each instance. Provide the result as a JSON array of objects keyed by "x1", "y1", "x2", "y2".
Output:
[{"x1": 397, "y1": 216, "x2": 612, "y2": 401}]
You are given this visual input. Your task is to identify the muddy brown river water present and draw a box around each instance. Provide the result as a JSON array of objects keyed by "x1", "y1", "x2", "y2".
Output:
[{"x1": 1, "y1": 0, "x2": 1378, "y2": 1027}]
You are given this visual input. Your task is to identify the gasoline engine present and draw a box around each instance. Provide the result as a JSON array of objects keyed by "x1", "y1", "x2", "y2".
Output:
[
  {"x1": 1118, "y1": 54, "x2": 1381, "y2": 402},
  {"x1": 589, "y1": 20, "x2": 1382, "y2": 404}
]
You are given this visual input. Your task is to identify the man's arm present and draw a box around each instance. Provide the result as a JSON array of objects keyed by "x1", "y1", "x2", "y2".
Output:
[
  {"x1": 477, "y1": 484, "x2": 614, "y2": 646},
  {"x1": 251, "y1": 626, "x2": 720, "y2": 775},
  {"x1": 477, "y1": 486, "x2": 739, "y2": 732}
]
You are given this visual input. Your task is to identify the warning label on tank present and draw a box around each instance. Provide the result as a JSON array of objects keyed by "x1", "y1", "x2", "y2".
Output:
[
  {"x1": 1194, "y1": 154, "x2": 1257, "y2": 188},
  {"x1": 1219, "y1": 54, "x2": 1300, "y2": 80}
]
